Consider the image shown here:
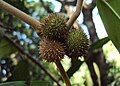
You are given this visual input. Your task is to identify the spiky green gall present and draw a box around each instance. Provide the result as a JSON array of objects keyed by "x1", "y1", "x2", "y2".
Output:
[
  {"x1": 39, "y1": 39, "x2": 65, "y2": 62},
  {"x1": 66, "y1": 28, "x2": 89, "y2": 59},
  {"x1": 39, "y1": 13, "x2": 68, "y2": 42}
]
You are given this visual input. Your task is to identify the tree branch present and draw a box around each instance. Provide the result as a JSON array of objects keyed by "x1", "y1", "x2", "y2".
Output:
[
  {"x1": 55, "y1": 61, "x2": 71, "y2": 86},
  {"x1": 86, "y1": 53, "x2": 99, "y2": 86},
  {"x1": 0, "y1": 0, "x2": 41, "y2": 31},
  {"x1": 3, "y1": 34, "x2": 61, "y2": 86},
  {"x1": 66, "y1": 0, "x2": 83, "y2": 28},
  {"x1": 82, "y1": 0, "x2": 109, "y2": 85}
]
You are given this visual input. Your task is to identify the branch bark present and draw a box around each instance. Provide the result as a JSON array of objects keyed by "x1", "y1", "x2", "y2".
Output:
[
  {"x1": 82, "y1": 0, "x2": 108, "y2": 85},
  {"x1": 0, "y1": 0, "x2": 41, "y2": 31},
  {"x1": 66, "y1": 0, "x2": 83, "y2": 28},
  {"x1": 55, "y1": 61, "x2": 71, "y2": 86}
]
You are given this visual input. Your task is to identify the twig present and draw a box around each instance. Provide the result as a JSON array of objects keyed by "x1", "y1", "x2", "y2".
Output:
[
  {"x1": 55, "y1": 61, "x2": 71, "y2": 86},
  {"x1": 66, "y1": 0, "x2": 84, "y2": 28},
  {"x1": 0, "y1": 21, "x2": 14, "y2": 32},
  {"x1": 0, "y1": 0, "x2": 41, "y2": 31},
  {"x1": 3, "y1": 34, "x2": 61, "y2": 86}
]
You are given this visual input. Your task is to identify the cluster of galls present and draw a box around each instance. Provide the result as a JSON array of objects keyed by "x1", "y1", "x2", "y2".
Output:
[{"x1": 38, "y1": 13, "x2": 89, "y2": 62}]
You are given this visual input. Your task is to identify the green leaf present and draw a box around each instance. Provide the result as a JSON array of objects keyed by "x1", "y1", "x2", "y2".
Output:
[
  {"x1": 0, "y1": 81, "x2": 25, "y2": 86},
  {"x1": 0, "y1": 81, "x2": 51, "y2": 86},
  {"x1": 30, "y1": 81, "x2": 51, "y2": 86},
  {"x1": 90, "y1": 37, "x2": 110, "y2": 50},
  {"x1": 97, "y1": 0, "x2": 120, "y2": 52},
  {"x1": 0, "y1": 39, "x2": 17, "y2": 57}
]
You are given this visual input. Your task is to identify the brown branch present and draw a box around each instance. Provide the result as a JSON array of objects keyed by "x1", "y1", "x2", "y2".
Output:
[
  {"x1": 82, "y1": 4, "x2": 99, "y2": 86},
  {"x1": 55, "y1": 61, "x2": 71, "y2": 86},
  {"x1": 66, "y1": 0, "x2": 83, "y2": 28},
  {"x1": 0, "y1": 0, "x2": 41, "y2": 31},
  {"x1": 82, "y1": 0, "x2": 109, "y2": 85},
  {"x1": 0, "y1": 22, "x2": 12, "y2": 31},
  {"x1": 86, "y1": 53, "x2": 99, "y2": 86},
  {"x1": 3, "y1": 34, "x2": 61, "y2": 86}
]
